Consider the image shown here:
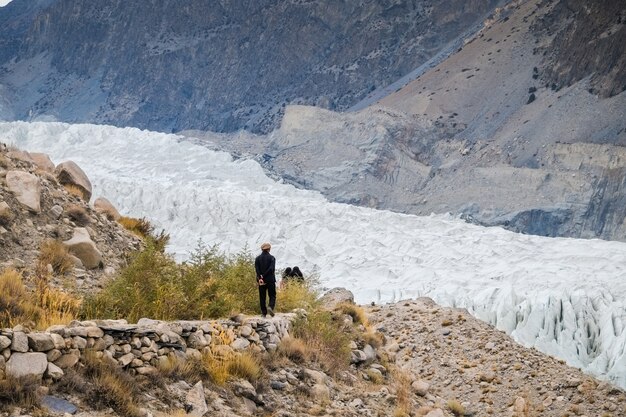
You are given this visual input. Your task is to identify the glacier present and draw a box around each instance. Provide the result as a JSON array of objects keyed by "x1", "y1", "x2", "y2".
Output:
[{"x1": 2, "y1": 121, "x2": 625, "y2": 388}]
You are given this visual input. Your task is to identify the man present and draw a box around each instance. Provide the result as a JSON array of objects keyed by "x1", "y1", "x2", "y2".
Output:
[{"x1": 255, "y1": 242, "x2": 276, "y2": 317}]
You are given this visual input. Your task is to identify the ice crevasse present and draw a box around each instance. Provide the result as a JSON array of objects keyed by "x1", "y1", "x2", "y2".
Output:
[{"x1": 3, "y1": 121, "x2": 625, "y2": 388}]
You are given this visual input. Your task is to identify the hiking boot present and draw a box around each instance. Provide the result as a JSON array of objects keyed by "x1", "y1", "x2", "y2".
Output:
[{"x1": 268, "y1": 306, "x2": 275, "y2": 317}]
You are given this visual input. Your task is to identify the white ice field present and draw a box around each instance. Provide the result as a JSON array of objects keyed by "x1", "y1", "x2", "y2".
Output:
[{"x1": 3, "y1": 121, "x2": 625, "y2": 388}]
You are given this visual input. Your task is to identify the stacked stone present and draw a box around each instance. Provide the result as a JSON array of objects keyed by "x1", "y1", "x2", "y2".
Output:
[{"x1": 0, "y1": 315, "x2": 294, "y2": 382}]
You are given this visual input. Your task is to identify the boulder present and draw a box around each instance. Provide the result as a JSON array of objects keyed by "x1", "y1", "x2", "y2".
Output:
[
  {"x1": 319, "y1": 287, "x2": 354, "y2": 310},
  {"x1": 93, "y1": 197, "x2": 121, "y2": 220},
  {"x1": 231, "y1": 337, "x2": 251, "y2": 351},
  {"x1": 46, "y1": 362, "x2": 64, "y2": 380},
  {"x1": 11, "y1": 331, "x2": 29, "y2": 352},
  {"x1": 55, "y1": 161, "x2": 92, "y2": 201},
  {"x1": 7, "y1": 150, "x2": 34, "y2": 164},
  {"x1": 27, "y1": 333, "x2": 55, "y2": 352},
  {"x1": 0, "y1": 335, "x2": 11, "y2": 350},
  {"x1": 63, "y1": 227, "x2": 103, "y2": 269},
  {"x1": 6, "y1": 352, "x2": 48, "y2": 379},
  {"x1": 412, "y1": 379, "x2": 430, "y2": 396},
  {"x1": 6, "y1": 171, "x2": 41, "y2": 213},
  {"x1": 54, "y1": 351, "x2": 80, "y2": 369},
  {"x1": 0, "y1": 201, "x2": 12, "y2": 224},
  {"x1": 186, "y1": 381, "x2": 209, "y2": 417},
  {"x1": 30, "y1": 153, "x2": 56, "y2": 173}
]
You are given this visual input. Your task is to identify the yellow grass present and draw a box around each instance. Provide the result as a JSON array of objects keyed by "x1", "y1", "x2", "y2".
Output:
[
  {"x1": 338, "y1": 302, "x2": 369, "y2": 327},
  {"x1": 447, "y1": 399, "x2": 465, "y2": 416},
  {"x1": 38, "y1": 239, "x2": 74, "y2": 275},
  {"x1": 63, "y1": 184, "x2": 88, "y2": 200},
  {"x1": 393, "y1": 368, "x2": 412, "y2": 417},
  {"x1": 278, "y1": 336, "x2": 309, "y2": 363}
]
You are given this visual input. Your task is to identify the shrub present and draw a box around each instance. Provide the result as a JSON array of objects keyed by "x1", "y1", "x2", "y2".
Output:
[
  {"x1": 0, "y1": 269, "x2": 80, "y2": 329},
  {"x1": 278, "y1": 336, "x2": 309, "y2": 363},
  {"x1": 64, "y1": 184, "x2": 88, "y2": 200},
  {"x1": 38, "y1": 239, "x2": 74, "y2": 275},
  {"x1": 226, "y1": 351, "x2": 261, "y2": 383},
  {"x1": 393, "y1": 368, "x2": 412, "y2": 417},
  {"x1": 0, "y1": 269, "x2": 38, "y2": 327},
  {"x1": 278, "y1": 278, "x2": 320, "y2": 313},
  {"x1": 81, "y1": 353, "x2": 142, "y2": 417},
  {"x1": 337, "y1": 303, "x2": 369, "y2": 327},
  {"x1": 118, "y1": 216, "x2": 170, "y2": 251},
  {"x1": 66, "y1": 204, "x2": 91, "y2": 226},
  {"x1": 447, "y1": 399, "x2": 465, "y2": 416},
  {"x1": 291, "y1": 310, "x2": 351, "y2": 374},
  {"x1": 0, "y1": 376, "x2": 40, "y2": 412}
]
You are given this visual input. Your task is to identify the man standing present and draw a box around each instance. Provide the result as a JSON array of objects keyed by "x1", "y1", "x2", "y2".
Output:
[{"x1": 255, "y1": 242, "x2": 276, "y2": 317}]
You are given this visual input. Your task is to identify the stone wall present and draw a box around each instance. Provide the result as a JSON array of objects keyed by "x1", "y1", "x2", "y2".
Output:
[{"x1": 0, "y1": 315, "x2": 295, "y2": 382}]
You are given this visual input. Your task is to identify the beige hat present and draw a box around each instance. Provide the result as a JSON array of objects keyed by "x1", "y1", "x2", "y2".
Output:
[{"x1": 261, "y1": 242, "x2": 271, "y2": 250}]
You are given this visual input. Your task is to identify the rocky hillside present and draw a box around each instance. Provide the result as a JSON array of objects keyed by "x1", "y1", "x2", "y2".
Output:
[
  {"x1": 0, "y1": 0, "x2": 502, "y2": 133},
  {"x1": 2, "y1": 293, "x2": 625, "y2": 417},
  {"x1": 209, "y1": 0, "x2": 626, "y2": 241},
  {"x1": 0, "y1": 142, "x2": 141, "y2": 292}
]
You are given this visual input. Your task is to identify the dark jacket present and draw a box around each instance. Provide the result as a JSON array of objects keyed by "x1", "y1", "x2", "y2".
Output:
[{"x1": 255, "y1": 251, "x2": 276, "y2": 283}]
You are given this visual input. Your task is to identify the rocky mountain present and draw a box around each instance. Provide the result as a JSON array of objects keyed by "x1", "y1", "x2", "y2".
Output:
[
  {"x1": 0, "y1": 0, "x2": 502, "y2": 133},
  {"x1": 204, "y1": 0, "x2": 626, "y2": 241}
]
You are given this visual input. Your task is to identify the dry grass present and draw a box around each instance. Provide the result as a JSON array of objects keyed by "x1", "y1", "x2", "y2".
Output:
[
  {"x1": 393, "y1": 368, "x2": 412, "y2": 417},
  {"x1": 157, "y1": 355, "x2": 205, "y2": 382},
  {"x1": 363, "y1": 331, "x2": 384, "y2": 349},
  {"x1": 0, "y1": 269, "x2": 80, "y2": 329},
  {"x1": 66, "y1": 204, "x2": 91, "y2": 226},
  {"x1": 291, "y1": 310, "x2": 351, "y2": 374},
  {"x1": 64, "y1": 184, "x2": 88, "y2": 200},
  {"x1": 118, "y1": 216, "x2": 170, "y2": 251},
  {"x1": 0, "y1": 207, "x2": 12, "y2": 227},
  {"x1": 0, "y1": 269, "x2": 38, "y2": 327},
  {"x1": 278, "y1": 279, "x2": 320, "y2": 312},
  {"x1": 447, "y1": 399, "x2": 465, "y2": 416},
  {"x1": 366, "y1": 369, "x2": 384, "y2": 384},
  {"x1": 278, "y1": 336, "x2": 309, "y2": 363},
  {"x1": 226, "y1": 351, "x2": 262, "y2": 383},
  {"x1": 0, "y1": 376, "x2": 41, "y2": 412},
  {"x1": 38, "y1": 239, "x2": 74, "y2": 275},
  {"x1": 82, "y1": 352, "x2": 143, "y2": 417},
  {"x1": 337, "y1": 303, "x2": 369, "y2": 327}
]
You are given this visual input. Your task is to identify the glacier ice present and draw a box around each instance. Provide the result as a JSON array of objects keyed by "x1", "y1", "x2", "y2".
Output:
[{"x1": 2, "y1": 121, "x2": 626, "y2": 388}]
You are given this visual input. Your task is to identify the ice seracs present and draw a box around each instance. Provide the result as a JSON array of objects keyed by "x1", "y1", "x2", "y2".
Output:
[{"x1": 2, "y1": 120, "x2": 625, "y2": 388}]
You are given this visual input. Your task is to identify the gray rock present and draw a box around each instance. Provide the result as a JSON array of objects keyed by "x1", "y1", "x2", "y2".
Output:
[
  {"x1": 46, "y1": 362, "x2": 65, "y2": 380},
  {"x1": 11, "y1": 331, "x2": 29, "y2": 352},
  {"x1": 41, "y1": 395, "x2": 77, "y2": 415},
  {"x1": 118, "y1": 353, "x2": 135, "y2": 367},
  {"x1": 46, "y1": 349, "x2": 62, "y2": 362},
  {"x1": 232, "y1": 378, "x2": 257, "y2": 400},
  {"x1": 231, "y1": 337, "x2": 250, "y2": 351},
  {"x1": 6, "y1": 352, "x2": 48, "y2": 379},
  {"x1": 54, "y1": 351, "x2": 80, "y2": 369},
  {"x1": 50, "y1": 333, "x2": 66, "y2": 349},
  {"x1": 55, "y1": 161, "x2": 93, "y2": 201},
  {"x1": 412, "y1": 379, "x2": 430, "y2": 396},
  {"x1": 350, "y1": 350, "x2": 367, "y2": 364},
  {"x1": 63, "y1": 227, "x2": 103, "y2": 269},
  {"x1": 363, "y1": 344, "x2": 377, "y2": 362},
  {"x1": 0, "y1": 202, "x2": 12, "y2": 224},
  {"x1": 0, "y1": 335, "x2": 11, "y2": 350},
  {"x1": 270, "y1": 380, "x2": 287, "y2": 390},
  {"x1": 50, "y1": 204, "x2": 64, "y2": 219},
  {"x1": 186, "y1": 381, "x2": 208, "y2": 417},
  {"x1": 319, "y1": 287, "x2": 354, "y2": 310},
  {"x1": 309, "y1": 383, "x2": 330, "y2": 402},
  {"x1": 27, "y1": 333, "x2": 55, "y2": 352},
  {"x1": 93, "y1": 197, "x2": 121, "y2": 220},
  {"x1": 30, "y1": 153, "x2": 56, "y2": 173},
  {"x1": 6, "y1": 171, "x2": 41, "y2": 213}
]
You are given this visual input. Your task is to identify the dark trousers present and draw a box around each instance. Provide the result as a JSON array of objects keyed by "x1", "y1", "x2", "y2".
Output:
[{"x1": 258, "y1": 282, "x2": 276, "y2": 315}]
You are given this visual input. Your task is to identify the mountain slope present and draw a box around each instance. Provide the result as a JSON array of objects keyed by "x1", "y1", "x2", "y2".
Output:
[
  {"x1": 0, "y1": 0, "x2": 502, "y2": 133},
  {"x1": 217, "y1": 0, "x2": 626, "y2": 240}
]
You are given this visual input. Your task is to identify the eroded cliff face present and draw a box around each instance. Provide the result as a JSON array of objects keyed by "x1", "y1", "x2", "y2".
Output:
[
  {"x1": 209, "y1": 0, "x2": 626, "y2": 241},
  {"x1": 0, "y1": 0, "x2": 501, "y2": 133}
]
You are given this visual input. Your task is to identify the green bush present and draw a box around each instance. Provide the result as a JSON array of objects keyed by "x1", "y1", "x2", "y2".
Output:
[{"x1": 82, "y1": 242, "x2": 260, "y2": 321}]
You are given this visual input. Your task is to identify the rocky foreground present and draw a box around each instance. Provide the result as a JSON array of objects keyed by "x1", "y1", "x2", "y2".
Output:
[{"x1": 2, "y1": 296, "x2": 625, "y2": 417}]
